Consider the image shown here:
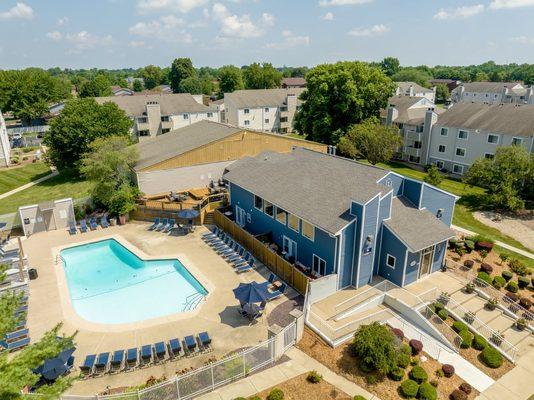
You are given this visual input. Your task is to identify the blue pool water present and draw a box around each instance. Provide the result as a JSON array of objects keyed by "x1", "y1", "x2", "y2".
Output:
[{"x1": 60, "y1": 239, "x2": 207, "y2": 324}]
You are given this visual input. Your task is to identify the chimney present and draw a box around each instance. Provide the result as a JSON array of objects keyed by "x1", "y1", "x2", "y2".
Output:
[
  {"x1": 501, "y1": 86, "x2": 508, "y2": 103},
  {"x1": 409, "y1": 85, "x2": 414, "y2": 97},
  {"x1": 526, "y1": 86, "x2": 533, "y2": 104},
  {"x1": 386, "y1": 105, "x2": 398, "y2": 126}
]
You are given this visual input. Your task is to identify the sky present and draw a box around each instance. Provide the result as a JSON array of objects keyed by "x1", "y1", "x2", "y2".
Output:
[{"x1": 1, "y1": 0, "x2": 534, "y2": 69}]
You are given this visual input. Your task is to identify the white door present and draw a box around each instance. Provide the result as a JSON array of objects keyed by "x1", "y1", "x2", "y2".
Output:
[
  {"x1": 282, "y1": 236, "x2": 297, "y2": 260},
  {"x1": 235, "y1": 206, "x2": 246, "y2": 227}
]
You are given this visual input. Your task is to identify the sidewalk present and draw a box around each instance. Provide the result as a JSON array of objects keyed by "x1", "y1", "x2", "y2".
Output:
[
  {"x1": 197, "y1": 347, "x2": 377, "y2": 400},
  {"x1": 0, "y1": 169, "x2": 57, "y2": 200},
  {"x1": 452, "y1": 225, "x2": 534, "y2": 260}
]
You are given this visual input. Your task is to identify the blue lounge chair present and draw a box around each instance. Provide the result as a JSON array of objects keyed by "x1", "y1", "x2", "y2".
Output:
[
  {"x1": 236, "y1": 258, "x2": 256, "y2": 273},
  {"x1": 227, "y1": 246, "x2": 245, "y2": 262},
  {"x1": 148, "y1": 218, "x2": 160, "y2": 231},
  {"x1": 184, "y1": 335, "x2": 197, "y2": 354},
  {"x1": 5, "y1": 328, "x2": 28, "y2": 342},
  {"x1": 80, "y1": 354, "x2": 96, "y2": 376},
  {"x1": 110, "y1": 350, "x2": 124, "y2": 372},
  {"x1": 79, "y1": 219, "x2": 88, "y2": 233},
  {"x1": 89, "y1": 218, "x2": 98, "y2": 230},
  {"x1": 202, "y1": 227, "x2": 219, "y2": 239},
  {"x1": 164, "y1": 219, "x2": 175, "y2": 233},
  {"x1": 140, "y1": 345, "x2": 152, "y2": 365},
  {"x1": 210, "y1": 235, "x2": 229, "y2": 248},
  {"x1": 198, "y1": 332, "x2": 212, "y2": 352},
  {"x1": 154, "y1": 341, "x2": 166, "y2": 362},
  {"x1": 0, "y1": 336, "x2": 30, "y2": 351},
  {"x1": 258, "y1": 273, "x2": 277, "y2": 290},
  {"x1": 168, "y1": 338, "x2": 181, "y2": 358},
  {"x1": 223, "y1": 242, "x2": 240, "y2": 258},
  {"x1": 156, "y1": 218, "x2": 168, "y2": 232},
  {"x1": 95, "y1": 352, "x2": 110, "y2": 374},
  {"x1": 126, "y1": 348, "x2": 138, "y2": 369},
  {"x1": 266, "y1": 283, "x2": 287, "y2": 301},
  {"x1": 216, "y1": 240, "x2": 235, "y2": 255},
  {"x1": 204, "y1": 231, "x2": 224, "y2": 244},
  {"x1": 100, "y1": 215, "x2": 110, "y2": 228},
  {"x1": 68, "y1": 222, "x2": 77, "y2": 235},
  {"x1": 232, "y1": 252, "x2": 251, "y2": 268}
]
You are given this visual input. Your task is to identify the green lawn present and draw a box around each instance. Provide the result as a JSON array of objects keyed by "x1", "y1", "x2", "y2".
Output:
[
  {"x1": 286, "y1": 133, "x2": 308, "y2": 140},
  {"x1": 0, "y1": 170, "x2": 92, "y2": 215},
  {"x1": 0, "y1": 163, "x2": 52, "y2": 195}
]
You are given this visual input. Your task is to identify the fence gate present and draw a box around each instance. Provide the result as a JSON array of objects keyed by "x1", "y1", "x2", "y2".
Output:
[{"x1": 283, "y1": 322, "x2": 297, "y2": 351}]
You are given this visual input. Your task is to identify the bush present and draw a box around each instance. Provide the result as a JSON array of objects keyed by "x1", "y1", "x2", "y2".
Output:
[
  {"x1": 353, "y1": 396, "x2": 367, "y2": 400},
  {"x1": 418, "y1": 382, "x2": 437, "y2": 400},
  {"x1": 477, "y1": 272, "x2": 492, "y2": 285},
  {"x1": 464, "y1": 240, "x2": 475, "y2": 252},
  {"x1": 509, "y1": 259, "x2": 528, "y2": 276},
  {"x1": 472, "y1": 234, "x2": 495, "y2": 245},
  {"x1": 459, "y1": 330, "x2": 473, "y2": 349},
  {"x1": 506, "y1": 281, "x2": 519, "y2": 293},
  {"x1": 435, "y1": 368, "x2": 444, "y2": 378},
  {"x1": 409, "y1": 366, "x2": 428, "y2": 383},
  {"x1": 519, "y1": 297, "x2": 531, "y2": 309},
  {"x1": 388, "y1": 367, "x2": 404, "y2": 381},
  {"x1": 476, "y1": 241, "x2": 494, "y2": 252},
  {"x1": 450, "y1": 389, "x2": 468, "y2": 400},
  {"x1": 492, "y1": 276, "x2": 506, "y2": 289},
  {"x1": 429, "y1": 379, "x2": 438, "y2": 387},
  {"x1": 518, "y1": 276, "x2": 530, "y2": 289},
  {"x1": 397, "y1": 352, "x2": 411, "y2": 369},
  {"x1": 501, "y1": 270, "x2": 513, "y2": 281},
  {"x1": 249, "y1": 397, "x2": 261, "y2": 400},
  {"x1": 400, "y1": 379, "x2": 419, "y2": 398},
  {"x1": 401, "y1": 343, "x2": 411, "y2": 355},
  {"x1": 463, "y1": 259, "x2": 474, "y2": 269},
  {"x1": 391, "y1": 328, "x2": 404, "y2": 340},
  {"x1": 506, "y1": 292, "x2": 519, "y2": 302},
  {"x1": 307, "y1": 370, "x2": 322, "y2": 383},
  {"x1": 481, "y1": 347, "x2": 503, "y2": 368},
  {"x1": 433, "y1": 302, "x2": 445, "y2": 312},
  {"x1": 452, "y1": 321, "x2": 468, "y2": 333},
  {"x1": 480, "y1": 263, "x2": 493, "y2": 274},
  {"x1": 352, "y1": 322, "x2": 397, "y2": 375},
  {"x1": 267, "y1": 388, "x2": 284, "y2": 400},
  {"x1": 365, "y1": 375, "x2": 378, "y2": 385},
  {"x1": 459, "y1": 382, "x2": 472, "y2": 394},
  {"x1": 233, "y1": 398, "x2": 246, "y2": 400},
  {"x1": 448, "y1": 238, "x2": 458, "y2": 249},
  {"x1": 409, "y1": 339, "x2": 423, "y2": 355},
  {"x1": 441, "y1": 364, "x2": 455, "y2": 377},
  {"x1": 437, "y1": 309, "x2": 448, "y2": 320},
  {"x1": 472, "y1": 334, "x2": 488, "y2": 350}
]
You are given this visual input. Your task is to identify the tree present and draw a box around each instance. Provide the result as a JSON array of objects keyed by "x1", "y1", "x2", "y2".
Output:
[
  {"x1": 474, "y1": 72, "x2": 489, "y2": 82},
  {"x1": 0, "y1": 290, "x2": 24, "y2": 338},
  {"x1": 464, "y1": 146, "x2": 534, "y2": 211},
  {"x1": 243, "y1": 62, "x2": 283, "y2": 89},
  {"x1": 141, "y1": 65, "x2": 163, "y2": 89},
  {"x1": 294, "y1": 62, "x2": 395, "y2": 144},
  {"x1": 337, "y1": 118, "x2": 402, "y2": 164},
  {"x1": 435, "y1": 84, "x2": 450, "y2": 103},
  {"x1": 132, "y1": 79, "x2": 143, "y2": 92},
  {"x1": 424, "y1": 165, "x2": 443, "y2": 186},
  {"x1": 170, "y1": 58, "x2": 195, "y2": 93},
  {"x1": 218, "y1": 65, "x2": 244, "y2": 96},
  {"x1": 392, "y1": 68, "x2": 433, "y2": 87},
  {"x1": 79, "y1": 74, "x2": 112, "y2": 97},
  {"x1": 179, "y1": 77, "x2": 203, "y2": 94},
  {"x1": 380, "y1": 57, "x2": 401, "y2": 77},
  {"x1": 44, "y1": 98, "x2": 132, "y2": 170},
  {"x1": 352, "y1": 322, "x2": 397, "y2": 375}
]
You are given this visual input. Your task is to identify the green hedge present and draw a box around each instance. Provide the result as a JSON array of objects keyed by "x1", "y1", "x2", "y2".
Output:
[
  {"x1": 472, "y1": 334, "x2": 488, "y2": 350},
  {"x1": 388, "y1": 367, "x2": 404, "y2": 381},
  {"x1": 409, "y1": 366, "x2": 428, "y2": 383},
  {"x1": 452, "y1": 320, "x2": 468, "y2": 333},
  {"x1": 437, "y1": 309, "x2": 448, "y2": 320},
  {"x1": 459, "y1": 330, "x2": 473, "y2": 349},
  {"x1": 400, "y1": 379, "x2": 419, "y2": 398},
  {"x1": 506, "y1": 281, "x2": 519, "y2": 293},
  {"x1": 481, "y1": 347, "x2": 503, "y2": 368},
  {"x1": 397, "y1": 352, "x2": 411, "y2": 369},
  {"x1": 418, "y1": 382, "x2": 437, "y2": 400},
  {"x1": 267, "y1": 388, "x2": 284, "y2": 400},
  {"x1": 492, "y1": 276, "x2": 506, "y2": 289},
  {"x1": 501, "y1": 270, "x2": 513, "y2": 281},
  {"x1": 477, "y1": 272, "x2": 492, "y2": 285}
]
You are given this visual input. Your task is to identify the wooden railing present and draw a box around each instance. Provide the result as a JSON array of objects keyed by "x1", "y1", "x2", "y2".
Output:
[{"x1": 214, "y1": 209, "x2": 310, "y2": 295}]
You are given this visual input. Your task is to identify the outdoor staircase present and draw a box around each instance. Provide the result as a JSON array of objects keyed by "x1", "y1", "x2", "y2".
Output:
[{"x1": 203, "y1": 212, "x2": 215, "y2": 226}]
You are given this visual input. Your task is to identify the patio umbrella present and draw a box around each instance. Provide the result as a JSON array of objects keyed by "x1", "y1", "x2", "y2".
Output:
[
  {"x1": 34, "y1": 347, "x2": 76, "y2": 381},
  {"x1": 233, "y1": 282, "x2": 267, "y2": 304},
  {"x1": 177, "y1": 209, "x2": 200, "y2": 220},
  {"x1": 242, "y1": 302, "x2": 261, "y2": 319}
]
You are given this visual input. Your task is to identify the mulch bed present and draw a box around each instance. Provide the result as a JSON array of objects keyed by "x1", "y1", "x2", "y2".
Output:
[
  {"x1": 297, "y1": 328, "x2": 479, "y2": 400},
  {"x1": 255, "y1": 373, "x2": 351, "y2": 400}
]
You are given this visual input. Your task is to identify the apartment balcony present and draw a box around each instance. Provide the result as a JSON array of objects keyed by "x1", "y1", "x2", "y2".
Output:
[
  {"x1": 161, "y1": 120, "x2": 173, "y2": 130},
  {"x1": 404, "y1": 146, "x2": 421, "y2": 157},
  {"x1": 406, "y1": 130, "x2": 422, "y2": 141},
  {"x1": 136, "y1": 122, "x2": 150, "y2": 132},
  {"x1": 280, "y1": 110, "x2": 289, "y2": 118},
  {"x1": 280, "y1": 121, "x2": 290, "y2": 129}
]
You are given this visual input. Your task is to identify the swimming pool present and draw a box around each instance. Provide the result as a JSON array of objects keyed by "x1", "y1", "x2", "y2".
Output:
[{"x1": 60, "y1": 239, "x2": 207, "y2": 324}]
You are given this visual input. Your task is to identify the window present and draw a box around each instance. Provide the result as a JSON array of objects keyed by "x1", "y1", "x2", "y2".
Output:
[
  {"x1": 312, "y1": 255, "x2": 326, "y2": 276},
  {"x1": 280, "y1": 117, "x2": 288, "y2": 123},
  {"x1": 413, "y1": 141, "x2": 422, "y2": 149},
  {"x1": 138, "y1": 117, "x2": 148, "y2": 123},
  {"x1": 288, "y1": 214, "x2": 300, "y2": 232},
  {"x1": 455, "y1": 147, "x2": 466, "y2": 157},
  {"x1": 263, "y1": 200, "x2": 274, "y2": 217},
  {"x1": 276, "y1": 207, "x2": 288, "y2": 225},
  {"x1": 484, "y1": 153, "x2": 494, "y2": 159},
  {"x1": 436, "y1": 160, "x2": 444, "y2": 169},
  {"x1": 280, "y1": 106, "x2": 288, "y2": 112},
  {"x1": 244, "y1": 120, "x2": 250, "y2": 126},
  {"x1": 138, "y1": 130, "x2": 150, "y2": 136},
  {"x1": 244, "y1": 108, "x2": 250, "y2": 114},
  {"x1": 264, "y1": 107, "x2": 269, "y2": 112},
  {"x1": 487, "y1": 134, "x2": 499, "y2": 144},
  {"x1": 207, "y1": 112, "x2": 213, "y2": 118},
  {"x1": 440, "y1": 127, "x2": 448, "y2": 136},
  {"x1": 416, "y1": 125, "x2": 424, "y2": 133},
  {"x1": 183, "y1": 114, "x2": 189, "y2": 120},
  {"x1": 254, "y1": 195, "x2": 263, "y2": 210},
  {"x1": 458, "y1": 130, "x2": 468, "y2": 140},
  {"x1": 438, "y1": 145, "x2": 446, "y2": 153},
  {"x1": 161, "y1": 128, "x2": 170, "y2": 134},
  {"x1": 302, "y1": 220, "x2": 315, "y2": 241},
  {"x1": 161, "y1": 116, "x2": 170, "y2": 122},
  {"x1": 386, "y1": 254, "x2": 396, "y2": 269},
  {"x1": 512, "y1": 137, "x2": 523, "y2": 146},
  {"x1": 453, "y1": 164, "x2": 464, "y2": 174},
  {"x1": 265, "y1": 118, "x2": 269, "y2": 124}
]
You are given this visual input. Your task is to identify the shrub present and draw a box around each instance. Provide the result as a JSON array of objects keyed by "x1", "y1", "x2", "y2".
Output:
[
  {"x1": 506, "y1": 292, "x2": 519, "y2": 302},
  {"x1": 359, "y1": 361, "x2": 374, "y2": 373},
  {"x1": 452, "y1": 321, "x2": 468, "y2": 333},
  {"x1": 477, "y1": 272, "x2": 492, "y2": 285},
  {"x1": 463, "y1": 259, "x2": 474, "y2": 269},
  {"x1": 455, "y1": 247, "x2": 466, "y2": 256},
  {"x1": 450, "y1": 389, "x2": 468, "y2": 400},
  {"x1": 435, "y1": 368, "x2": 444, "y2": 378},
  {"x1": 448, "y1": 238, "x2": 458, "y2": 249},
  {"x1": 400, "y1": 379, "x2": 419, "y2": 398},
  {"x1": 433, "y1": 302, "x2": 445, "y2": 312},
  {"x1": 409, "y1": 339, "x2": 423, "y2": 355},
  {"x1": 437, "y1": 309, "x2": 448, "y2": 320},
  {"x1": 430, "y1": 379, "x2": 438, "y2": 387},
  {"x1": 501, "y1": 270, "x2": 513, "y2": 281},
  {"x1": 307, "y1": 370, "x2": 322, "y2": 383},
  {"x1": 267, "y1": 388, "x2": 284, "y2": 400},
  {"x1": 417, "y1": 382, "x2": 437, "y2": 400},
  {"x1": 486, "y1": 298, "x2": 498, "y2": 310},
  {"x1": 506, "y1": 281, "x2": 519, "y2": 293},
  {"x1": 515, "y1": 318, "x2": 527, "y2": 331},
  {"x1": 464, "y1": 283, "x2": 475, "y2": 294},
  {"x1": 499, "y1": 253, "x2": 510, "y2": 263},
  {"x1": 353, "y1": 396, "x2": 367, "y2": 400},
  {"x1": 249, "y1": 397, "x2": 261, "y2": 400},
  {"x1": 352, "y1": 322, "x2": 397, "y2": 375},
  {"x1": 397, "y1": 352, "x2": 411, "y2": 369},
  {"x1": 391, "y1": 328, "x2": 404, "y2": 340},
  {"x1": 388, "y1": 367, "x2": 404, "y2": 381},
  {"x1": 480, "y1": 263, "x2": 493, "y2": 274},
  {"x1": 472, "y1": 334, "x2": 488, "y2": 350},
  {"x1": 519, "y1": 297, "x2": 531, "y2": 309},
  {"x1": 481, "y1": 347, "x2": 503, "y2": 368},
  {"x1": 509, "y1": 259, "x2": 528, "y2": 276},
  {"x1": 472, "y1": 234, "x2": 495, "y2": 245},
  {"x1": 476, "y1": 242, "x2": 494, "y2": 252},
  {"x1": 401, "y1": 344, "x2": 411, "y2": 355},
  {"x1": 233, "y1": 398, "x2": 246, "y2": 400},
  {"x1": 459, "y1": 382, "x2": 472, "y2": 394},
  {"x1": 459, "y1": 330, "x2": 473, "y2": 348},
  {"x1": 464, "y1": 240, "x2": 475, "y2": 252},
  {"x1": 410, "y1": 358, "x2": 419, "y2": 366},
  {"x1": 441, "y1": 364, "x2": 455, "y2": 377},
  {"x1": 492, "y1": 276, "x2": 506, "y2": 289},
  {"x1": 464, "y1": 311, "x2": 476, "y2": 324},
  {"x1": 365, "y1": 374, "x2": 378, "y2": 385},
  {"x1": 409, "y1": 366, "x2": 428, "y2": 383},
  {"x1": 518, "y1": 276, "x2": 530, "y2": 289}
]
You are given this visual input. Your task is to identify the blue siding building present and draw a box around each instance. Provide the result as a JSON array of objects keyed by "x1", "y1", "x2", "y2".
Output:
[{"x1": 223, "y1": 148, "x2": 457, "y2": 289}]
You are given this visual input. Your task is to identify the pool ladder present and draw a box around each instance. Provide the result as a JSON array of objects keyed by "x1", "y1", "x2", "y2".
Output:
[{"x1": 183, "y1": 292, "x2": 206, "y2": 311}]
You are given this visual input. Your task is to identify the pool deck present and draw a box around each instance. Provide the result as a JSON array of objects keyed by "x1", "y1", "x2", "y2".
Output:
[{"x1": 23, "y1": 221, "x2": 296, "y2": 395}]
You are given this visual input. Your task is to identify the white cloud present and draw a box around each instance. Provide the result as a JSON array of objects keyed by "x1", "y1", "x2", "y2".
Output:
[
  {"x1": 262, "y1": 12, "x2": 275, "y2": 26},
  {"x1": 137, "y1": 0, "x2": 208, "y2": 14},
  {"x1": 0, "y1": 2, "x2": 34, "y2": 20},
  {"x1": 510, "y1": 36, "x2": 534, "y2": 44},
  {"x1": 348, "y1": 24, "x2": 389, "y2": 37},
  {"x1": 265, "y1": 32, "x2": 310, "y2": 50},
  {"x1": 322, "y1": 12, "x2": 334, "y2": 20},
  {"x1": 489, "y1": 0, "x2": 534, "y2": 9},
  {"x1": 434, "y1": 4, "x2": 484, "y2": 20},
  {"x1": 57, "y1": 16, "x2": 69, "y2": 26},
  {"x1": 46, "y1": 31, "x2": 62, "y2": 41},
  {"x1": 129, "y1": 40, "x2": 146, "y2": 47},
  {"x1": 212, "y1": 3, "x2": 272, "y2": 39},
  {"x1": 319, "y1": 0, "x2": 372, "y2": 6},
  {"x1": 128, "y1": 16, "x2": 192, "y2": 43},
  {"x1": 65, "y1": 31, "x2": 113, "y2": 50}
]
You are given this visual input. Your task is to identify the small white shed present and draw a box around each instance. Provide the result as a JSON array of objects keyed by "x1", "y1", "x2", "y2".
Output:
[{"x1": 18, "y1": 198, "x2": 75, "y2": 237}]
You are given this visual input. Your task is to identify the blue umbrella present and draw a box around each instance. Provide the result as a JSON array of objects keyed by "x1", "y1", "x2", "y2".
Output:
[
  {"x1": 35, "y1": 348, "x2": 76, "y2": 381},
  {"x1": 233, "y1": 282, "x2": 267, "y2": 304},
  {"x1": 177, "y1": 209, "x2": 200, "y2": 219}
]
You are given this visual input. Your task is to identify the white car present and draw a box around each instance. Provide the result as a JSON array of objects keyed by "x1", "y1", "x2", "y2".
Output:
[{"x1": 10, "y1": 133, "x2": 22, "y2": 140}]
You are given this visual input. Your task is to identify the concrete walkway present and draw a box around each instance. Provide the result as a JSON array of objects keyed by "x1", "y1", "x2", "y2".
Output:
[
  {"x1": 452, "y1": 224, "x2": 534, "y2": 260},
  {"x1": 0, "y1": 169, "x2": 57, "y2": 200},
  {"x1": 197, "y1": 347, "x2": 378, "y2": 400}
]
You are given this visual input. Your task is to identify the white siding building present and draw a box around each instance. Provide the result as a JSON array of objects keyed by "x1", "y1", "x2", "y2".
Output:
[
  {"x1": 0, "y1": 110, "x2": 10, "y2": 167},
  {"x1": 451, "y1": 82, "x2": 531, "y2": 104},
  {"x1": 395, "y1": 82, "x2": 436, "y2": 103}
]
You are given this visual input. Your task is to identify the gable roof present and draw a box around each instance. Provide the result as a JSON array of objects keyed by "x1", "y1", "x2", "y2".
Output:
[
  {"x1": 396, "y1": 82, "x2": 433, "y2": 94},
  {"x1": 282, "y1": 77, "x2": 306, "y2": 87},
  {"x1": 225, "y1": 88, "x2": 305, "y2": 109},
  {"x1": 380, "y1": 96, "x2": 443, "y2": 125},
  {"x1": 458, "y1": 82, "x2": 525, "y2": 94},
  {"x1": 95, "y1": 93, "x2": 215, "y2": 117},
  {"x1": 224, "y1": 148, "x2": 389, "y2": 234},
  {"x1": 436, "y1": 102, "x2": 534, "y2": 137},
  {"x1": 134, "y1": 120, "x2": 243, "y2": 171}
]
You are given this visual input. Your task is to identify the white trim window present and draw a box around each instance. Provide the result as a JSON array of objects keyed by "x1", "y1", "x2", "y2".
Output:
[
  {"x1": 436, "y1": 160, "x2": 444, "y2": 169},
  {"x1": 207, "y1": 112, "x2": 213, "y2": 118},
  {"x1": 312, "y1": 254, "x2": 326, "y2": 276},
  {"x1": 386, "y1": 254, "x2": 396, "y2": 269},
  {"x1": 440, "y1": 127, "x2": 448, "y2": 136},
  {"x1": 438, "y1": 145, "x2": 446, "y2": 153},
  {"x1": 254, "y1": 195, "x2": 263, "y2": 211},
  {"x1": 484, "y1": 153, "x2": 494, "y2": 159},
  {"x1": 183, "y1": 114, "x2": 189, "y2": 120},
  {"x1": 264, "y1": 107, "x2": 269, "y2": 113},
  {"x1": 265, "y1": 118, "x2": 269, "y2": 124},
  {"x1": 455, "y1": 147, "x2": 466, "y2": 157},
  {"x1": 244, "y1": 120, "x2": 250, "y2": 126},
  {"x1": 458, "y1": 130, "x2": 468, "y2": 140},
  {"x1": 263, "y1": 200, "x2": 274, "y2": 217},
  {"x1": 244, "y1": 109, "x2": 250, "y2": 114},
  {"x1": 453, "y1": 164, "x2": 464, "y2": 174},
  {"x1": 288, "y1": 214, "x2": 300, "y2": 233},
  {"x1": 302, "y1": 220, "x2": 315, "y2": 241},
  {"x1": 487, "y1": 134, "x2": 499, "y2": 144},
  {"x1": 276, "y1": 207, "x2": 288, "y2": 225},
  {"x1": 512, "y1": 137, "x2": 523, "y2": 146}
]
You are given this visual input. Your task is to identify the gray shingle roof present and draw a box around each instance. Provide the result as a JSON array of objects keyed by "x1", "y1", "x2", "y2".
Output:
[
  {"x1": 223, "y1": 148, "x2": 389, "y2": 234},
  {"x1": 385, "y1": 197, "x2": 455, "y2": 252},
  {"x1": 134, "y1": 120, "x2": 243, "y2": 171},
  {"x1": 95, "y1": 93, "x2": 215, "y2": 117},
  {"x1": 396, "y1": 82, "x2": 433, "y2": 94},
  {"x1": 459, "y1": 82, "x2": 525, "y2": 94},
  {"x1": 380, "y1": 96, "x2": 444, "y2": 125},
  {"x1": 225, "y1": 88, "x2": 305, "y2": 109},
  {"x1": 436, "y1": 102, "x2": 534, "y2": 137}
]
